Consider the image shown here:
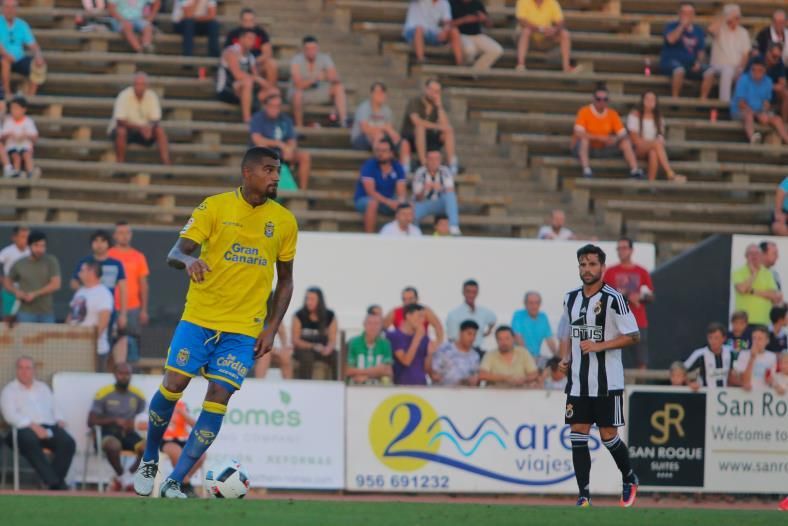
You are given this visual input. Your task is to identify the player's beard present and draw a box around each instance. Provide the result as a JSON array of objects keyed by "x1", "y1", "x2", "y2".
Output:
[
  {"x1": 581, "y1": 271, "x2": 602, "y2": 285},
  {"x1": 265, "y1": 184, "x2": 278, "y2": 200}
]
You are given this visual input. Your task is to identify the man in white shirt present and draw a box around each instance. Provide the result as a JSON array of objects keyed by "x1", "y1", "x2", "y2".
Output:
[
  {"x1": 67, "y1": 260, "x2": 114, "y2": 371},
  {"x1": 701, "y1": 4, "x2": 752, "y2": 102},
  {"x1": 445, "y1": 279, "x2": 496, "y2": 351},
  {"x1": 380, "y1": 203, "x2": 423, "y2": 237},
  {"x1": 171, "y1": 0, "x2": 220, "y2": 58},
  {"x1": 403, "y1": 0, "x2": 463, "y2": 65},
  {"x1": 734, "y1": 326, "x2": 778, "y2": 390},
  {"x1": 0, "y1": 224, "x2": 29, "y2": 317},
  {"x1": 0, "y1": 356, "x2": 76, "y2": 489},
  {"x1": 537, "y1": 209, "x2": 576, "y2": 240}
]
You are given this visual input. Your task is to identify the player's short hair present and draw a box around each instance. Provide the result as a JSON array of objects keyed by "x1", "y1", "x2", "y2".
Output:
[
  {"x1": 90, "y1": 229, "x2": 111, "y2": 244},
  {"x1": 669, "y1": 361, "x2": 686, "y2": 373},
  {"x1": 770, "y1": 305, "x2": 787, "y2": 324},
  {"x1": 706, "y1": 322, "x2": 726, "y2": 336},
  {"x1": 495, "y1": 325, "x2": 514, "y2": 337},
  {"x1": 434, "y1": 214, "x2": 448, "y2": 225},
  {"x1": 9, "y1": 95, "x2": 27, "y2": 109},
  {"x1": 403, "y1": 303, "x2": 424, "y2": 316},
  {"x1": 618, "y1": 237, "x2": 633, "y2": 248},
  {"x1": 463, "y1": 279, "x2": 478, "y2": 289},
  {"x1": 240, "y1": 7, "x2": 254, "y2": 16},
  {"x1": 402, "y1": 286, "x2": 418, "y2": 298},
  {"x1": 460, "y1": 319, "x2": 479, "y2": 332},
  {"x1": 27, "y1": 230, "x2": 46, "y2": 245},
  {"x1": 576, "y1": 244, "x2": 606, "y2": 265},
  {"x1": 730, "y1": 310, "x2": 748, "y2": 323},
  {"x1": 302, "y1": 35, "x2": 318, "y2": 45},
  {"x1": 81, "y1": 260, "x2": 103, "y2": 278},
  {"x1": 751, "y1": 325, "x2": 770, "y2": 337},
  {"x1": 16, "y1": 355, "x2": 34, "y2": 368},
  {"x1": 242, "y1": 147, "x2": 280, "y2": 171},
  {"x1": 370, "y1": 81, "x2": 386, "y2": 92},
  {"x1": 524, "y1": 290, "x2": 541, "y2": 303}
]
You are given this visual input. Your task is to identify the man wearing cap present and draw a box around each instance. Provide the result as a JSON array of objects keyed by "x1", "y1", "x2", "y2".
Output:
[
  {"x1": 701, "y1": 4, "x2": 752, "y2": 102},
  {"x1": 0, "y1": 0, "x2": 46, "y2": 97}
]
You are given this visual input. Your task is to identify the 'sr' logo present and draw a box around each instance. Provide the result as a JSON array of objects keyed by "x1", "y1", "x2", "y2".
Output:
[{"x1": 650, "y1": 403, "x2": 685, "y2": 445}]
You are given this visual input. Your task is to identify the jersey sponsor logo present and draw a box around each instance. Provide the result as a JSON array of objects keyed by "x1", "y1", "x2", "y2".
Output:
[
  {"x1": 223, "y1": 243, "x2": 268, "y2": 266},
  {"x1": 264, "y1": 221, "x2": 275, "y2": 238},
  {"x1": 222, "y1": 221, "x2": 242, "y2": 228},
  {"x1": 196, "y1": 429, "x2": 216, "y2": 446},
  {"x1": 570, "y1": 318, "x2": 603, "y2": 341},
  {"x1": 216, "y1": 353, "x2": 249, "y2": 378},
  {"x1": 197, "y1": 201, "x2": 207, "y2": 211},
  {"x1": 149, "y1": 409, "x2": 167, "y2": 428},
  {"x1": 176, "y1": 348, "x2": 190, "y2": 367}
]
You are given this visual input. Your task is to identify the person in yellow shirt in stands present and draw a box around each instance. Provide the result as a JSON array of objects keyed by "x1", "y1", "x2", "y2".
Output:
[
  {"x1": 572, "y1": 84, "x2": 644, "y2": 179},
  {"x1": 732, "y1": 244, "x2": 782, "y2": 327},
  {"x1": 515, "y1": 0, "x2": 576, "y2": 73}
]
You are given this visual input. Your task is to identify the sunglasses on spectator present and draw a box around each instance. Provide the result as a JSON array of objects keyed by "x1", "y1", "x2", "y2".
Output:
[{"x1": 594, "y1": 96, "x2": 609, "y2": 102}]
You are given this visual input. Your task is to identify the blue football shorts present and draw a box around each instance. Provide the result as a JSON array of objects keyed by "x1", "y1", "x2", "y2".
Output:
[{"x1": 165, "y1": 320, "x2": 256, "y2": 391}]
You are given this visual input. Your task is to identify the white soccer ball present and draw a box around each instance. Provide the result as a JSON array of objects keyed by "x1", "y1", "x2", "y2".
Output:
[{"x1": 204, "y1": 459, "x2": 250, "y2": 499}]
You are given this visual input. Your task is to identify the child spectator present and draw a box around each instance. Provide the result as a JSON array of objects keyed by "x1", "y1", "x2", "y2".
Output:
[
  {"x1": 542, "y1": 356, "x2": 567, "y2": 390},
  {"x1": 727, "y1": 310, "x2": 751, "y2": 357},
  {"x1": 669, "y1": 361, "x2": 688, "y2": 386},
  {"x1": 768, "y1": 305, "x2": 788, "y2": 353},
  {"x1": 2, "y1": 96, "x2": 37, "y2": 178},
  {"x1": 772, "y1": 352, "x2": 788, "y2": 394}
]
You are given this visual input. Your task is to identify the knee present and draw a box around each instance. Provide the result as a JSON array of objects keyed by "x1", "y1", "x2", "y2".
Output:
[
  {"x1": 115, "y1": 126, "x2": 128, "y2": 139},
  {"x1": 519, "y1": 27, "x2": 532, "y2": 41},
  {"x1": 163, "y1": 371, "x2": 189, "y2": 393},
  {"x1": 648, "y1": 148, "x2": 658, "y2": 160},
  {"x1": 154, "y1": 125, "x2": 167, "y2": 140},
  {"x1": 365, "y1": 200, "x2": 379, "y2": 213},
  {"x1": 414, "y1": 26, "x2": 424, "y2": 37}
]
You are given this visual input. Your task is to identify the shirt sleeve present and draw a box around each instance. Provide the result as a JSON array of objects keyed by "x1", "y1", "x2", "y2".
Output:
[
  {"x1": 179, "y1": 199, "x2": 214, "y2": 245},
  {"x1": 442, "y1": 167, "x2": 455, "y2": 191},
  {"x1": 733, "y1": 352, "x2": 749, "y2": 373},
  {"x1": 283, "y1": 116, "x2": 296, "y2": 142},
  {"x1": 541, "y1": 314, "x2": 553, "y2": 338},
  {"x1": 321, "y1": 54, "x2": 336, "y2": 71},
  {"x1": 48, "y1": 256, "x2": 61, "y2": 281},
  {"x1": 411, "y1": 168, "x2": 425, "y2": 196},
  {"x1": 278, "y1": 214, "x2": 298, "y2": 262},
  {"x1": 25, "y1": 118, "x2": 38, "y2": 138},
  {"x1": 139, "y1": 254, "x2": 150, "y2": 278},
  {"x1": 522, "y1": 352, "x2": 538, "y2": 375},
  {"x1": 90, "y1": 392, "x2": 104, "y2": 416},
  {"x1": 626, "y1": 112, "x2": 639, "y2": 133},
  {"x1": 380, "y1": 339, "x2": 394, "y2": 364},
  {"x1": 479, "y1": 352, "x2": 492, "y2": 372},
  {"x1": 612, "y1": 112, "x2": 626, "y2": 136},
  {"x1": 611, "y1": 295, "x2": 639, "y2": 336},
  {"x1": 780, "y1": 177, "x2": 788, "y2": 193},
  {"x1": 112, "y1": 90, "x2": 130, "y2": 123},
  {"x1": 683, "y1": 349, "x2": 703, "y2": 372},
  {"x1": 21, "y1": 21, "x2": 35, "y2": 46},
  {"x1": 115, "y1": 260, "x2": 126, "y2": 281},
  {"x1": 0, "y1": 385, "x2": 32, "y2": 428},
  {"x1": 354, "y1": 101, "x2": 371, "y2": 125},
  {"x1": 99, "y1": 288, "x2": 114, "y2": 311},
  {"x1": 551, "y1": 1, "x2": 564, "y2": 23},
  {"x1": 148, "y1": 93, "x2": 162, "y2": 122},
  {"x1": 731, "y1": 266, "x2": 749, "y2": 286},
  {"x1": 441, "y1": 0, "x2": 452, "y2": 23}
]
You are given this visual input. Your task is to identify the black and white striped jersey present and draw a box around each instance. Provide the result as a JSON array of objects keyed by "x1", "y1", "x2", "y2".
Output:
[
  {"x1": 563, "y1": 283, "x2": 639, "y2": 397},
  {"x1": 683, "y1": 346, "x2": 734, "y2": 388}
]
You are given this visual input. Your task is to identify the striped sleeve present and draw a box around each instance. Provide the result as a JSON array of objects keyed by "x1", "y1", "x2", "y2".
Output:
[{"x1": 684, "y1": 349, "x2": 705, "y2": 374}]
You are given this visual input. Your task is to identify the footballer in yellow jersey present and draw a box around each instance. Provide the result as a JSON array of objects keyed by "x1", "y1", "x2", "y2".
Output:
[{"x1": 135, "y1": 147, "x2": 297, "y2": 498}]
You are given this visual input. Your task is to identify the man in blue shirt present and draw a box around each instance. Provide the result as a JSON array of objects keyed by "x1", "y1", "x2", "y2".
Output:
[
  {"x1": 354, "y1": 138, "x2": 407, "y2": 233},
  {"x1": 659, "y1": 2, "x2": 708, "y2": 98},
  {"x1": 510, "y1": 290, "x2": 558, "y2": 365},
  {"x1": 70, "y1": 230, "x2": 128, "y2": 343},
  {"x1": 731, "y1": 57, "x2": 788, "y2": 145},
  {"x1": 249, "y1": 93, "x2": 311, "y2": 189},
  {"x1": 0, "y1": 0, "x2": 46, "y2": 97}
]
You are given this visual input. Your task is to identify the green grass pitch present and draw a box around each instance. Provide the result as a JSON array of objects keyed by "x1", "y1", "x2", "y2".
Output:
[{"x1": 0, "y1": 495, "x2": 781, "y2": 526}]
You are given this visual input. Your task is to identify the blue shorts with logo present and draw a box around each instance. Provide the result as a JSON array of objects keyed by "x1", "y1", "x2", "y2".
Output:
[{"x1": 165, "y1": 320, "x2": 255, "y2": 391}]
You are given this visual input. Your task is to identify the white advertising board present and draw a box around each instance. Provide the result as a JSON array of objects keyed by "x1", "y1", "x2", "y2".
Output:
[
  {"x1": 53, "y1": 373, "x2": 344, "y2": 489},
  {"x1": 345, "y1": 386, "x2": 620, "y2": 494}
]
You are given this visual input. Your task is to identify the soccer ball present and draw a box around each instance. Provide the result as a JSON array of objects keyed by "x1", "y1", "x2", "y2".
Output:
[{"x1": 204, "y1": 459, "x2": 250, "y2": 498}]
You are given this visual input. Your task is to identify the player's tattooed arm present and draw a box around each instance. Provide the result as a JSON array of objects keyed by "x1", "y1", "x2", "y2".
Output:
[
  {"x1": 167, "y1": 237, "x2": 211, "y2": 283},
  {"x1": 254, "y1": 259, "x2": 294, "y2": 358}
]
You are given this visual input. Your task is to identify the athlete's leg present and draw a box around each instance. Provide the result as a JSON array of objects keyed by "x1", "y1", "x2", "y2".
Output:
[
  {"x1": 570, "y1": 423, "x2": 592, "y2": 499},
  {"x1": 599, "y1": 426, "x2": 634, "y2": 480},
  {"x1": 141, "y1": 370, "x2": 189, "y2": 463}
]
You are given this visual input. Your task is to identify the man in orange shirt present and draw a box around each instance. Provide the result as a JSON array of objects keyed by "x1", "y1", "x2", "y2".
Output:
[
  {"x1": 108, "y1": 221, "x2": 150, "y2": 365},
  {"x1": 572, "y1": 85, "x2": 644, "y2": 179}
]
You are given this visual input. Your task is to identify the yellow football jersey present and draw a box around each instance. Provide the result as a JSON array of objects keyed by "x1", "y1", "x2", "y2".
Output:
[{"x1": 178, "y1": 189, "x2": 298, "y2": 338}]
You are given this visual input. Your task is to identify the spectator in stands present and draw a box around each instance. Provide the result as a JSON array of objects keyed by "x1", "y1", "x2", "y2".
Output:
[
  {"x1": 701, "y1": 4, "x2": 752, "y2": 103},
  {"x1": 733, "y1": 244, "x2": 781, "y2": 326},
  {"x1": 537, "y1": 209, "x2": 575, "y2": 240},
  {"x1": 734, "y1": 325, "x2": 779, "y2": 390},
  {"x1": 772, "y1": 352, "x2": 788, "y2": 395},
  {"x1": 446, "y1": 279, "x2": 496, "y2": 351},
  {"x1": 604, "y1": 237, "x2": 655, "y2": 369},
  {"x1": 351, "y1": 82, "x2": 411, "y2": 168},
  {"x1": 388, "y1": 303, "x2": 435, "y2": 385},
  {"x1": 71, "y1": 230, "x2": 127, "y2": 326},
  {"x1": 479, "y1": 326, "x2": 539, "y2": 387},
  {"x1": 250, "y1": 93, "x2": 311, "y2": 189},
  {"x1": 291, "y1": 287, "x2": 338, "y2": 380},
  {"x1": 158, "y1": 399, "x2": 203, "y2": 497},
  {"x1": 107, "y1": 0, "x2": 158, "y2": 54},
  {"x1": 107, "y1": 221, "x2": 149, "y2": 365},
  {"x1": 514, "y1": 0, "x2": 575, "y2": 73},
  {"x1": 403, "y1": 0, "x2": 463, "y2": 66},
  {"x1": 354, "y1": 138, "x2": 407, "y2": 233},
  {"x1": 727, "y1": 310, "x2": 751, "y2": 357},
  {"x1": 660, "y1": 2, "x2": 709, "y2": 98},
  {"x1": 627, "y1": 91, "x2": 686, "y2": 182},
  {"x1": 762, "y1": 42, "x2": 788, "y2": 124},
  {"x1": 450, "y1": 0, "x2": 502, "y2": 70},
  {"x1": 760, "y1": 240, "x2": 782, "y2": 291},
  {"x1": 87, "y1": 363, "x2": 146, "y2": 491},
  {"x1": 431, "y1": 320, "x2": 480, "y2": 385},
  {"x1": 669, "y1": 361, "x2": 688, "y2": 386},
  {"x1": 380, "y1": 203, "x2": 422, "y2": 237},
  {"x1": 346, "y1": 312, "x2": 394, "y2": 385},
  {"x1": 401, "y1": 79, "x2": 458, "y2": 174},
  {"x1": 755, "y1": 9, "x2": 787, "y2": 61},
  {"x1": 731, "y1": 57, "x2": 788, "y2": 145},
  {"x1": 367, "y1": 304, "x2": 383, "y2": 317},
  {"x1": 4, "y1": 230, "x2": 60, "y2": 323},
  {"x1": 67, "y1": 261, "x2": 114, "y2": 370},
  {"x1": 768, "y1": 305, "x2": 787, "y2": 353},
  {"x1": 0, "y1": 0, "x2": 46, "y2": 97},
  {"x1": 1, "y1": 96, "x2": 37, "y2": 178},
  {"x1": 412, "y1": 149, "x2": 461, "y2": 235},
  {"x1": 217, "y1": 29, "x2": 274, "y2": 124},
  {"x1": 510, "y1": 291, "x2": 557, "y2": 364},
  {"x1": 171, "y1": 0, "x2": 220, "y2": 58},
  {"x1": 224, "y1": 8, "x2": 277, "y2": 86},
  {"x1": 542, "y1": 356, "x2": 567, "y2": 390},
  {"x1": 685, "y1": 322, "x2": 736, "y2": 390},
  {"x1": 0, "y1": 356, "x2": 75, "y2": 490},
  {"x1": 0, "y1": 224, "x2": 28, "y2": 318},
  {"x1": 433, "y1": 214, "x2": 451, "y2": 236},
  {"x1": 384, "y1": 286, "x2": 444, "y2": 343},
  {"x1": 108, "y1": 72, "x2": 171, "y2": 166},
  {"x1": 572, "y1": 84, "x2": 644, "y2": 179},
  {"x1": 288, "y1": 36, "x2": 348, "y2": 128}
]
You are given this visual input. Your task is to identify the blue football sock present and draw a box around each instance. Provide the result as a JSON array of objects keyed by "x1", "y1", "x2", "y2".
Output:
[
  {"x1": 169, "y1": 401, "x2": 226, "y2": 483},
  {"x1": 142, "y1": 385, "x2": 182, "y2": 462}
]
